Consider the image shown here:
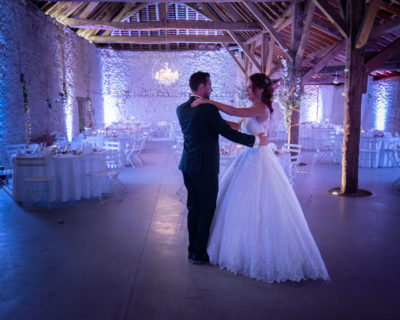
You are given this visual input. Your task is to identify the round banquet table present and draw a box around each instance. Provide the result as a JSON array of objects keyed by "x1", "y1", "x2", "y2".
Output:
[{"x1": 13, "y1": 153, "x2": 108, "y2": 203}]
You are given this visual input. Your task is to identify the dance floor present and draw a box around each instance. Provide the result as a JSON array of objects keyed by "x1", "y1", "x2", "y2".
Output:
[{"x1": 0, "y1": 141, "x2": 399, "y2": 320}]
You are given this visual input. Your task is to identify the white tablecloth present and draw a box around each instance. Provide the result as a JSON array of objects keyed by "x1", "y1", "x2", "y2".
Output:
[
  {"x1": 300, "y1": 127, "x2": 337, "y2": 150},
  {"x1": 332, "y1": 136, "x2": 400, "y2": 168},
  {"x1": 13, "y1": 153, "x2": 108, "y2": 203}
]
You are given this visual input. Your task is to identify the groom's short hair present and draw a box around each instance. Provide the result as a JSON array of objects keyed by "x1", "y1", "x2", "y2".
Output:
[{"x1": 189, "y1": 71, "x2": 210, "y2": 92}]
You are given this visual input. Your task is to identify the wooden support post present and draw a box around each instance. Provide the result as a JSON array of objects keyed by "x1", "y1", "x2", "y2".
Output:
[
  {"x1": 288, "y1": 2, "x2": 304, "y2": 146},
  {"x1": 261, "y1": 33, "x2": 269, "y2": 74},
  {"x1": 248, "y1": 42, "x2": 256, "y2": 75},
  {"x1": 266, "y1": 38, "x2": 274, "y2": 76},
  {"x1": 341, "y1": 0, "x2": 365, "y2": 194}
]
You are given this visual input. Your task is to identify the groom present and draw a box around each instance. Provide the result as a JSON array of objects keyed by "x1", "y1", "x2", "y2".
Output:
[{"x1": 176, "y1": 71, "x2": 268, "y2": 264}]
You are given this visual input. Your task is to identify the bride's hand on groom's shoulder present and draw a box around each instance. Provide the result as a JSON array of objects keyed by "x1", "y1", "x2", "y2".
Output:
[{"x1": 191, "y1": 97, "x2": 207, "y2": 108}]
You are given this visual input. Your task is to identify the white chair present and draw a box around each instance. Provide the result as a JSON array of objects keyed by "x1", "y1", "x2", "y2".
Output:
[
  {"x1": 6, "y1": 144, "x2": 28, "y2": 168},
  {"x1": 282, "y1": 143, "x2": 302, "y2": 166},
  {"x1": 359, "y1": 138, "x2": 382, "y2": 168},
  {"x1": 15, "y1": 157, "x2": 55, "y2": 209},
  {"x1": 124, "y1": 141, "x2": 136, "y2": 167},
  {"x1": 392, "y1": 145, "x2": 400, "y2": 189},
  {"x1": 103, "y1": 141, "x2": 120, "y2": 153},
  {"x1": 87, "y1": 152, "x2": 126, "y2": 204},
  {"x1": 130, "y1": 139, "x2": 145, "y2": 167},
  {"x1": 0, "y1": 166, "x2": 13, "y2": 199},
  {"x1": 282, "y1": 143, "x2": 302, "y2": 186},
  {"x1": 312, "y1": 129, "x2": 337, "y2": 164}
]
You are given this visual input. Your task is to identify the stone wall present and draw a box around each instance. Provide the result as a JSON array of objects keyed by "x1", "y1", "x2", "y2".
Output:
[
  {"x1": 362, "y1": 78, "x2": 400, "y2": 133},
  {"x1": 0, "y1": 0, "x2": 103, "y2": 164},
  {"x1": 100, "y1": 49, "x2": 244, "y2": 125}
]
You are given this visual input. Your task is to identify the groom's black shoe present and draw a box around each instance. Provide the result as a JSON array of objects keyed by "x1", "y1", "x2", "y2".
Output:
[{"x1": 188, "y1": 252, "x2": 210, "y2": 265}]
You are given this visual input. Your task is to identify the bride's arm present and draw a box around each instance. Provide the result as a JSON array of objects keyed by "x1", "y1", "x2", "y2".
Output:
[
  {"x1": 192, "y1": 98, "x2": 266, "y2": 118},
  {"x1": 225, "y1": 120, "x2": 242, "y2": 131}
]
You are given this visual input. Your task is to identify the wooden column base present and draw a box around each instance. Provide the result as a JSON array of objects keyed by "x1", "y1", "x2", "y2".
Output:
[{"x1": 328, "y1": 187, "x2": 372, "y2": 197}]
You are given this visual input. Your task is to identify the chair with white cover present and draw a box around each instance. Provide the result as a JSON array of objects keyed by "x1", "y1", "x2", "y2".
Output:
[
  {"x1": 87, "y1": 152, "x2": 126, "y2": 204},
  {"x1": 15, "y1": 157, "x2": 55, "y2": 208}
]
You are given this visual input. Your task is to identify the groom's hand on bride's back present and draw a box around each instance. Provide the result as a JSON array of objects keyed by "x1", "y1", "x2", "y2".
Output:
[{"x1": 258, "y1": 134, "x2": 268, "y2": 146}]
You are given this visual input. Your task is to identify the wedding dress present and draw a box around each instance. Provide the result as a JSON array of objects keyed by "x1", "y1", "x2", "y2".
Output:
[{"x1": 207, "y1": 115, "x2": 330, "y2": 283}]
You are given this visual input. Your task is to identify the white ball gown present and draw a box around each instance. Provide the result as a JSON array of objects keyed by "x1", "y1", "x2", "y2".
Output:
[{"x1": 207, "y1": 115, "x2": 330, "y2": 283}]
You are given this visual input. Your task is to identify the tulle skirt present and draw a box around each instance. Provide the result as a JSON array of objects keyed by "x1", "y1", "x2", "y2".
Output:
[{"x1": 207, "y1": 145, "x2": 330, "y2": 283}]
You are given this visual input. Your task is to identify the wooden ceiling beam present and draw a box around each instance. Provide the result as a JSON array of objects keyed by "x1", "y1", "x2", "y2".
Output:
[
  {"x1": 244, "y1": 2, "x2": 291, "y2": 61},
  {"x1": 64, "y1": 18, "x2": 263, "y2": 32},
  {"x1": 303, "y1": 75, "x2": 345, "y2": 85},
  {"x1": 303, "y1": 39, "x2": 346, "y2": 81},
  {"x1": 316, "y1": 62, "x2": 400, "y2": 74},
  {"x1": 370, "y1": 17, "x2": 400, "y2": 38},
  {"x1": 244, "y1": 32, "x2": 265, "y2": 45},
  {"x1": 198, "y1": 3, "x2": 262, "y2": 73},
  {"x1": 89, "y1": 35, "x2": 233, "y2": 44},
  {"x1": 227, "y1": 32, "x2": 262, "y2": 72},
  {"x1": 296, "y1": 0, "x2": 315, "y2": 61},
  {"x1": 312, "y1": 0, "x2": 348, "y2": 38},
  {"x1": 76, "y1": 2, "x2": 99, "y2": 19},
  {"x1": 159, "y1": 3, "x2": 167, "y2": 22},
  {"x1": 261, "y1": 33, "x2": 269, "y2": 74},
  {"x1": 273, "y1": 2, "x2": 295, "y2": 30},
  {"x1": 365, "y1": 38, "x2": 400, "y2": 73},
  {"x1": 47, "y1": 3, "x2": 70, "y2": 17},
  {"x1": 266, "y1": 37, "x2": 275, "y2": 75},
  {"x1": 379, "y1": 1, "x2": 400, "y2": 16},
  {"x1": 222, "y1": 43, "x2": 247, "y2": 76},
  {"x1": 102, "y1": 3, "x2": 137, "y2": 37},
  {"x1": 220, "y1": 3, "x2": 243, "y2": 22},
  {"x1": 80, "y1": 3, "x2": 122, "y2": 39},
  {"x1": 57, "y1": 2, "x2": 84, "y2": 23},
  {"x1": 355, "y1": 0, "x2": 381, "y2": 49},
  {"x1": 192, "y1": 3, "x2": 214, "y2": 20},
  {"x1": 311, "y1": 19, "x2": 342, "y2": 40}
]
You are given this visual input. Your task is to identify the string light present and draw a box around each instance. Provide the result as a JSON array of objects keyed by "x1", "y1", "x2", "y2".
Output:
[
  {"x1": 88, "y1": 97, "x2": 93, "y2": 128},
  {"x1": 20, "y1": 74, "x2": 32, "y2": 145}
]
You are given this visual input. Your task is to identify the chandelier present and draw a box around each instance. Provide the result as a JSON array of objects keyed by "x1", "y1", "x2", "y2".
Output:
[
  {"x1": 153, "y1": 60, "x2": 179, "y2": 86},
  {"x1": 152, "y1": 21, "x2": 179, "y2": 86}
]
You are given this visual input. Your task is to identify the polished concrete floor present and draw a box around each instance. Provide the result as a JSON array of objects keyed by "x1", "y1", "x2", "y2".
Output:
[{"x1": 1, "y1": 141, "x2": 399, "y2": 320}]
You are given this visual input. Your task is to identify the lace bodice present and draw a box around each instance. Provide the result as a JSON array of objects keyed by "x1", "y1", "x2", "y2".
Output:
[{"x1": 243, "y1": 116, "x2": 270, "y2": 136}]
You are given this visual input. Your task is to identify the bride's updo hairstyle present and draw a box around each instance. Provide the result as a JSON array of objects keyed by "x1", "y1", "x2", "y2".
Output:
[{"x1": 249, "y1": 73, "x2": 274, "y2": 114}]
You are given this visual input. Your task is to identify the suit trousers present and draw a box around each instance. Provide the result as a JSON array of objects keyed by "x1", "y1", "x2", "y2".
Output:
[{"x1": 182, "y1": 171, "x2": 218, "y2": 255}]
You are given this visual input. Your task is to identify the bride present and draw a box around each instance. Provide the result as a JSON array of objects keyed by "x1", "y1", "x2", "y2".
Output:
[{"x1": 191, "y1": 73, "x2": 330, "y2": 283}]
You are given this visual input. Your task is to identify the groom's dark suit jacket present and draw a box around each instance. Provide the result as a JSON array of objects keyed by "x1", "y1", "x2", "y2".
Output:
[{"x1": 177, "y1": 96, "x2": 256, "y2": 174}]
